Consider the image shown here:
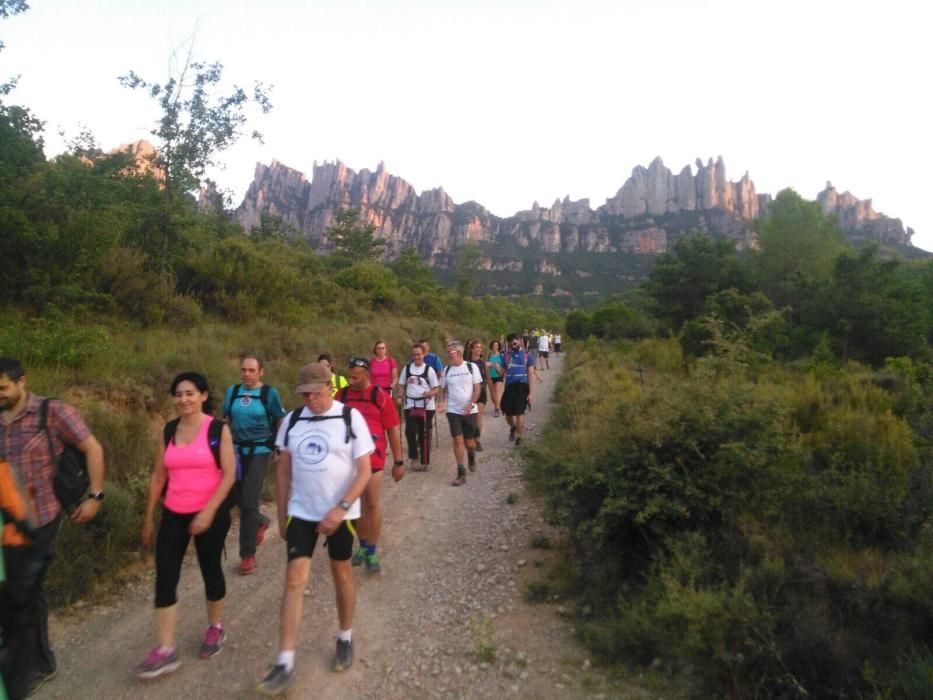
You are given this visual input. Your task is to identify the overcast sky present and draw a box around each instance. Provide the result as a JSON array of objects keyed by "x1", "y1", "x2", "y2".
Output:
[{"x1": 4, "y1": 0, "x2": 930, "y2": 251}]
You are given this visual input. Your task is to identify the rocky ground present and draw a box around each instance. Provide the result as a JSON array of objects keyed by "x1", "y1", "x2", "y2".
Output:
[{"x1": 36, "y1": 354, "x2": 659, "y2": 699}]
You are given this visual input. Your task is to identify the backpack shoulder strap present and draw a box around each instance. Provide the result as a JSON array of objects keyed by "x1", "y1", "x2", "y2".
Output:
[
  {"x1": 163, "y1": 418, "x2": 181, "y2": 447},
  {"x1": 207, "y1": 418, "x2": 224, "y2": 469},
  {"x1": 259, "y1": 384, "x2": 274, "y2": 427},
  {"x1": 283, "y1": 408, "x2": 304, "y2": 447},
  {"x1": 223, "y1": 384, "x2": 241, "y2": 419},
  {"x1": 338, "y1": 387, "x2": 349, "y2": 404},
  {"x1": 370, "y1": 386, "x2": 380, "y2": 406},
  {"x1": 342, "y1": 404, "x2": 355, "y2": 444}
]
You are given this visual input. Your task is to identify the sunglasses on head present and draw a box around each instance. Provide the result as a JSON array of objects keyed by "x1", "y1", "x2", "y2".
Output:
[{"x1": 348, "y1": 357, "x2": 370, "y2": 369}]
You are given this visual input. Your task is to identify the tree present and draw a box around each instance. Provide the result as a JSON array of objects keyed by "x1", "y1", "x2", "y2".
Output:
[
  {"x1": 119, "y1": 41, "x2": 272, "y2": 272},
  {"x1": 324, "y1": 207, "x2": 386, "y2": 262},
  {"x1": 390, "y1": 246, "x2": 436, "y2": 293},
  {"x1": 454, "y1": 243, "x2": 482, "y2": 296}
]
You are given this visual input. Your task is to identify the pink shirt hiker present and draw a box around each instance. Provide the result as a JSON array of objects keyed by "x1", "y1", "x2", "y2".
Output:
[{"x1": 163, "y1": 417, "x2": 222, "y2": 514}]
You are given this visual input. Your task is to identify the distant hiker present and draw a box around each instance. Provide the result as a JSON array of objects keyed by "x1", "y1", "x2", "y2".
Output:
[
  {"x1": 369, "y1": 340, "x2": 399, "y2": 398},
  {"x1": 467, "y1": 340, "x2": 489, "y2": 451},
  {"x1": 256, "y1": 363, "x2": 373, "y2": 695},
  {"x1": 487, "y1": 339, "x2": 505, "y2": 418},
  {"x1": 135, "y1": 372, "x2": 236, "y2": 679},
  {"x1": 438, "y1": 340, "x2": 482, "y2": 487},
  {"x1": 537, "y1": 333, "x2": 551, "y2": 371},
  {"x1": 0, "y1": 357, "x2": 106, "y2": 700},
  {"x1": 222, "y1": 355, "x2": 286, "y2": 575},
  {"x1": 418, "y1": 338, "x2": 444, "y2": 376},
  {"x1": 317, "y1": 354, "x2": 348, "y2": 397},
  {"x1": 339, "y1": 358, "x2": 404, "y2": 573},
  {"x1": 554, "y1": 332, "x2": 562, "y2": 355},
  {"x1": 502, "y1": 334, "x2": 537, "y2": 446},
  {"x1": 397, "y1": 344, "x2": 439, "y2": 471}
]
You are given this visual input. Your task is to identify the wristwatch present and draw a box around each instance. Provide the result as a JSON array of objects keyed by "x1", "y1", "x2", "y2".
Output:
[
  {"x1": 338, "y1": 499, "x2": 352, "y2": 511},
  {"x1": 89, "y1": 491, "x2": 105, "y2": 501}
]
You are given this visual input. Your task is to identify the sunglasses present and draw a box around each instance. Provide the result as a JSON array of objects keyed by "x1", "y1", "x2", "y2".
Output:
[{"x1": 348, "y1": 357, "x2": 370, "y2": 369}]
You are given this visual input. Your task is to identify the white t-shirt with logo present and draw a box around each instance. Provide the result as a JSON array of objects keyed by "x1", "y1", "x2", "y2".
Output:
[
  {"x1": 398, "y1": 363, "x2": 439, "y2": 410},
  {"x1": 441, "y1": 362, "x2": 482, "y2": 415},
  {"x1": 275, "y1": 401, "x2": 375, "y2": 522}
]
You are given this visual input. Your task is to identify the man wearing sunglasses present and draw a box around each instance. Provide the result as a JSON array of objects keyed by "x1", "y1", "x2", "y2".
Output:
[
  {"x1": 337, "y1": 358, "x2": 404, "y2": 573},
  {"x1": 438, "y1": 341, "x2": 483, "y2": 487}
]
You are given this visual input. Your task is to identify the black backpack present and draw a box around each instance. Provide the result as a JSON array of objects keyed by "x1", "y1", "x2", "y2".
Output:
[
  {"x1": 162, "y1": 417, "x2": 234, "y2": 509},
  {"x1": 38, "y1": 399, "x2": 90, "y2": 510},
  {"x1": 222, "y1": 384, "x2": 277, "y2": 453},
  {"x1": 283, "y1": 406, "x2": 356, "y2": 447},
  {"x1": 404, "y1": 362, "x2": 437, "y2": 406},
  {"x1": 442, "y1": 360, "x2": 476, "y2": 381}
]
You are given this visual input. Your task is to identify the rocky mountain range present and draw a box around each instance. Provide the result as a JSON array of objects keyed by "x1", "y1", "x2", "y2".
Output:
[{"x1": 225, "y1": 154, "x2": 920, "y2": 299}]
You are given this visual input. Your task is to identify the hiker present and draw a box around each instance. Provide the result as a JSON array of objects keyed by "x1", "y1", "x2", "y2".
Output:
[
  {"x1": 256, "y1": 363, "x2": 373, "y2": 695},
  {"x1": 467, "y1": 340, "x2": 489, "y2": 451},
  {"x1": 553, "y1": 332, "x2": 562, "y2": 355},
  {"x1": 438, "y1": 340, "x2": 482, "y2": 487},
  {"x1": 418, "y1": 338, "x2": 444, "y2": 376},
  {"x1": 369, "y1": 340, "x2": 399, "y2": 398},
  {"x1": 487, "y1": 339, "x2": 505, "y2": 418},
  {"x1": 501, "y1": 333, "x2": 537, "y2": 446},
  {"x1": 0, "y1": 357, "x2": 105, "y2": 700},
  {"x1": 338, "y1": 358, "x2": 404, "y2": 573},
  {"x1": 537, "y1": 332, "x2": 551, "y2": 371},
  {"x1": 317, "y1": 354, "x2": 348, "y2": 396},
  {"x1": 222, "y1": 355, "x2": 286, "y2": 575},
  {"x1": 396, "y1": 343, "x2": 439, "y2": 471},
  {"x1": 134, "y1": 372, "x2": 236, "y2": 679}
]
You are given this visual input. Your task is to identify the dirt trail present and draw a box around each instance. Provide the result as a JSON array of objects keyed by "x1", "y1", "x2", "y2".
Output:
[{"x1": 35, "y1": 354, "x2": 645, "y2": 699}]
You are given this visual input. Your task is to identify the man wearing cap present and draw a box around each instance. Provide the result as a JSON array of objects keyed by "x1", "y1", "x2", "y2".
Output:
[
  {"x1": 257, "y1": 363, "x2": 373, "y2": 696},
  {"x1": 337, "y1": 358, "x2": 404, "y2": 573}
]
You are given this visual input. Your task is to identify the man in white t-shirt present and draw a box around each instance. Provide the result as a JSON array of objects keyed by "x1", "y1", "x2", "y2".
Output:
[
  {"x1": 438, "y1": 340, "x2": 482, "y2": 487},
  {"x1": 257, "y1": 363, "x2": 373, "y2": 695},
  {"x1": 537, "y1": 333, "x2": 550, "y2": 371}
]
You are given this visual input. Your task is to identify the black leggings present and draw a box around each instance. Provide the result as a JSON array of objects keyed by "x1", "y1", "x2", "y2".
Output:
[
  {"x1": 155, "y1": 506, "x2": 231, "y2": 608},
  {"x1": 404, "y1": 409, "x2": 434, "y2": 465}
]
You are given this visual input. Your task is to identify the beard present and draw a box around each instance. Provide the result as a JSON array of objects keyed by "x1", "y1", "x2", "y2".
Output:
[{"x1": 0, "y1": 387, "x2": 24, "y2": 411}]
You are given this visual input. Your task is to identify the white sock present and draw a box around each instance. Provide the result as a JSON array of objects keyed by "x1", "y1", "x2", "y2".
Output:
[
  {"x1": 277, "y1": 650, "x2": 296, "y2": 672},
  {"x1": 337, "y1": 629, "x2": 352, "y2": 642}
]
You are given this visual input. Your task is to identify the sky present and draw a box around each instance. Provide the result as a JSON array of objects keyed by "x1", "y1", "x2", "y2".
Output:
[{"x1": 3, "y1": 0, "x2": 931, "y2": 251}]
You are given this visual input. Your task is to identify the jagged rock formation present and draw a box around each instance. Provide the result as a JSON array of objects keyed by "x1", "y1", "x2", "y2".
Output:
[
  {"x1": 233, "y1": 157, "x2": 919, "y2": 289},
  {"x1": 817, "y1": 181, "x2": 913, "y2": 246}
]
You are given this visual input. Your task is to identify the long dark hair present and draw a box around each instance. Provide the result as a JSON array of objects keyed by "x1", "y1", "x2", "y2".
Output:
[{"x1": 169, "y1": 371, "x2": 215, "y2": 414}]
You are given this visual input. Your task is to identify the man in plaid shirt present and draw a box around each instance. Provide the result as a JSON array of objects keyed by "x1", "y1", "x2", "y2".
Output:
[{"x1": 0, "y1": 358, "x2": 105, "y2": 700}]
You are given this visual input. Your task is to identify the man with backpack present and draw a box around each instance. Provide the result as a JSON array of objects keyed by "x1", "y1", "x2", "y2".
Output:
[
  {"x1": 501, "y1": 334, "x2": 538, "y2": 447},
  {"x1": 338, "y1": 358, "x2": 404, "y2": 573},
  {"x1": 222, "y1": 356, "x2": 287, "y2": 576},
  {"x1": 0, "y1": 357, "x2": 105, "y2": 700},
  {"x1": 438, "y1": 341, "x2": 483, "y2": 487},
  {"x1": 418, "y1": 338, "x2": 444, "y2": 377},
  {"x1": 256, "y1": 362, "x2": 373, "y2": 695}
]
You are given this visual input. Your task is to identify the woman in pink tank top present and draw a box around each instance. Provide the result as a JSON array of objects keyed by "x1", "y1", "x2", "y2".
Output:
[
  {"x1": 370, "y1": 340, "x2": 399, "y2": 397},
  {"x1": 135, "y1": 372, "x2": 236, "y2": 679}
]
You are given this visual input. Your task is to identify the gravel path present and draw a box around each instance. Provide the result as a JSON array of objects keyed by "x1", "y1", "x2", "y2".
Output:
[{"x1": 35, "y1": 354, "x2": 650, "y2": 699}]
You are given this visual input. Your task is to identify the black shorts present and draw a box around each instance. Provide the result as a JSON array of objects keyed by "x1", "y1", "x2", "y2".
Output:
[
  {"x1": 539, "y1": 351, "x2": 549, "y2": 358},
  {"x1": 502, "y1": 382, "x2": 530, "y2": 416},
  {"x1": 478, "y1": 385, "x2": 488, "y2": 405},
  {"x1": 285, "y1": 516, "x2": 356, "y2": 561},
  {"x1": 554, "y1": 343, "x2": 561, "y2": 352},
  {"x1": 491, "y1": 376, "x2": 503, "y2": 384},
  {"x1": 446, "y1": 412, "x2": 477, "y2": 439}
]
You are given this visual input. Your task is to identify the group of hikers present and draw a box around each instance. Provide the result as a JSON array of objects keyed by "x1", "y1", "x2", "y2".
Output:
[{"x1": 0, "y1": 328, "x2": 557, "y2": 698}]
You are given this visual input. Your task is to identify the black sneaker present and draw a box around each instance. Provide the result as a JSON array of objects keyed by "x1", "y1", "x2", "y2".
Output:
[
  {"x1": 508, "y1": 427, "x2": 516, "y2": 442},
  {"x1": 467, "y1": 451, "x2": 477, "y2": 472},
  {"x1": 256, "y1": 664, "x2": 294, "y2": 696},
  {"x1": 334, "y1": 639, "x2": 354, "y2": 672}
]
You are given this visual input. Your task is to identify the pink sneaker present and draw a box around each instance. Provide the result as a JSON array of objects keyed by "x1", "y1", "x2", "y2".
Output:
[{"x1": 199, "y1": 624, "x2": 226, "y2": 659}]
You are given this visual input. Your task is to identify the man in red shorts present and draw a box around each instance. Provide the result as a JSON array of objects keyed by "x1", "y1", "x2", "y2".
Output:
[{"x1": 338, "y1": 358, "x2": 404, "y2": 572}]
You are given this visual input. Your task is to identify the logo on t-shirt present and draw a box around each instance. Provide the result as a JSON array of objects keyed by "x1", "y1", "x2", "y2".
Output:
[
  {"x1": 239, "y1": 396, "x2": 252, "y2": 407},
  {"x1": 296, "y1": 432, "x2": 329, "y2": 465}
]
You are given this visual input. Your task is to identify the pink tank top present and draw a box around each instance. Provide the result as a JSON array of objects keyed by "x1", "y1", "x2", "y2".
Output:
[{"x1": 163, "y1": 417, "x2": 222, "y2": 514}]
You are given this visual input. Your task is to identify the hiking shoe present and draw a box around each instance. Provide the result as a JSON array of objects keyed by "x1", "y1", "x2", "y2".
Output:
[
  {"x1": 365, "y1": 552, "x2": 381, "y2": 572},
  {"x1": 451, "y1": 474, "x2": 467, "y2": 487},
  {"x1": 334, "y1": 639, "x2": 354, "y2": 672},
  {"x1": 239, "y1": 556, "x2": 257, "y2": 575},
  {"x1": 351, "y1": 546, "x2": 368, "y2": 567},
  {"x1": 256, "y1": 516, "x2": 270, "y2": 546},
  {"x1": 199, "y1": 624, "x2": 226, "y2": 659},
  {"x1": 475, "y1": 440, "x2": 483, "y2": 452},
  {"x1": 133, "y1": 647, "x2": 180, "y2": 679},
  {"x1": 515, "y1": 437, "x2": 522, "y2": 447},
  {"x1": 467, "y1": 452, "x2": 477, "y2": 472},
  {"x1": 256, "y1": 664, "x2": 294, "y2": 696},
  {"x1": 493, "y1": 408, "x2": 500, "y2": 417},
  {"x1": 508, "y1": 427, "x2": 516, "y2": 441}
]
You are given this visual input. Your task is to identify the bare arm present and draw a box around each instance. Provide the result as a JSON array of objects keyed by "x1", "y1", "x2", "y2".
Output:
[
  {"x1": 276, "y1": 449, "x2": 292, "y2": 536},
  {"x1": 141, "y1": 435, "x2": 167, "y2": 548},
  {"x1": 71, "y1": 434, "x2": 105, "y2": 523}
]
